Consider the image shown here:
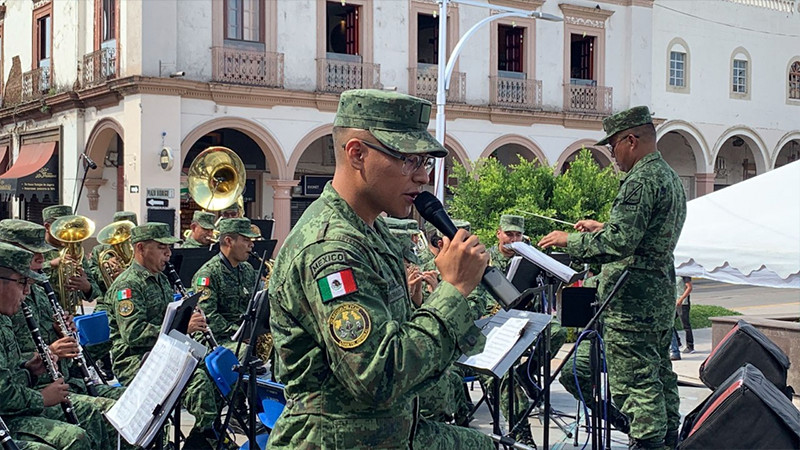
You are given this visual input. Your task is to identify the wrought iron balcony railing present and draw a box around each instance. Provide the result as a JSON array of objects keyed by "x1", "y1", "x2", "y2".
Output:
[
  {"x1": 82, "y1": 47, "x2": 117, "y2": 88},
  {"x1": 212, "y1": 47, "x2": 284, "y2": 88},
  {"x1": 564, "y1": 83, "x2": 613, "y2": 115},
  {"x1": 410, "y1": 66, "x2": 466, "y2": 103},
  {"x1": 490, "y1": 76, "x2": 542, "y2": 110},
  {"x1": 22, "y1": 66, "x2": 51, "y2": 103},
  {"x1": 317, "y1": 57, "x2": 380, "y2": 94}
]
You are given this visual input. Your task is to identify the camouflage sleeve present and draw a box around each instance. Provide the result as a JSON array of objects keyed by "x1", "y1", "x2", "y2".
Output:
[
  {"x1": 0, "y1": 332, "x2": 45, "y2": 416},
  {"x1": 277, "y1": 240, "x2": 484, "y2": 408},
  {"x1": 82, "y1": 257, "x2": 102, "y2": 302},
  {"x1": 192, "y1": 268, "x2": 231, "y2": 338},
  {"x1": 87, "y1": 246, "x2": 106, "y2": 296},
  {"x1": 108, "y1": 283, "x2": 160, "y2": 352},
  {"x1": 566, "y1": 178, "x2": 654, "y2": 264}
]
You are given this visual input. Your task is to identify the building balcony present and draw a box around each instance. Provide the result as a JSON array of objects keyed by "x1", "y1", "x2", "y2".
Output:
[
  {"x1": 317, "y1": 56, "x2": 380, "y2": 94},
  {"x1": 212, "y1": 47, "x2": 284, "y2": 88},
  {"x1": 564, "y1": 83, "x2": 612, "y2": 115},
  {"x1": 490, "y1": 75, "x2": 542, "y2": 110},
  {"x1": 82, "y1": 47, "x2": 117, "y2": 88},
  {"x1": 21, "y1": 66, "x2": 51, "y2": 103},
  {"x1": 409, "y1": 66, "x2": 466, "y2": 104}
]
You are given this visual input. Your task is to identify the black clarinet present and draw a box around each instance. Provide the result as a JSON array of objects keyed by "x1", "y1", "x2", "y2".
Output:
[
  {"x1": 41, "y1": 279, "x2": 102, "y2": 396},
  {"x1": 165, "y1": 263, "x2": 219, "y2": 348},
  {"x1": 0, "y1": 416, "x2": 20, "y2": 450},
  {"x1": 21, "y1": 302, "x2": 80, "y2": 425}
]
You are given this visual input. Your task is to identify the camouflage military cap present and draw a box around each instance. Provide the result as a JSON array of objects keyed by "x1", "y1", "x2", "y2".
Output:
[
  {"x1": 333, "y1": 89, "x2": 447, "y2": 157},
  {"x1": 191, "y1": 211, "x2": 216, "y2": 230},
  {"x1": 131, "y1": 222, "x2": 181, "y2": 245},
  {"x1": 499, "y1": 214, "x2": 525, "y2": 233},
  {"x1": 218, "y1": 218, "x2": 260, "y2": 239},
  {"x1": 42, "y1": 205, "x2": 74, "y2": 223},
  {"x1": 0, "y1": 242, "x2": 47, "y2": 282},
  {"x1": 452, "y1": 219, "x2": 471, "y2": 232},
  {"x1": 596, "y1": 106, "x2": 653, "y2": 146},
  {"x1": 0, "y1": 219, "x2": 55, "y2": 253},
  {"x1": 112, "y1": 211, "x2": 138, "y2": 225}
]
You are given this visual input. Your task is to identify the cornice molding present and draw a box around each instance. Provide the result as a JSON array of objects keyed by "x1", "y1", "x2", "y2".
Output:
[
  {"x1": 559, "y1": 4, "x2": 615, "y2": 29},
  {"x1": 489, "y1": 0, "x2": 545, "y2": 11},
  {"x1": 0, "y1": 76, "x2": 607, "y2": 130}
]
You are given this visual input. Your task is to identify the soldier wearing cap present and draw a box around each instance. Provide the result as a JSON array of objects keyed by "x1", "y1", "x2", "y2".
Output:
[
  {"x1": 268, "y1": 90, "x2": 493, "y2": 449},
  {"x1": 107, "y1": 223, "x2": 227, "y2": 448},
  {"x1": 487, "y1": 214, "x2": 525, "y2": 273},
  {"x1": 0, "y1": 242, "x2": 107, "y2": 449},
  {"x1": 88, "y1": 211, "x2": 138, "y2": 296},
  {"x1": 191, "y1": 218, "x2": 258, "y2": 348},
  {"x1": 0, "y1": 220, "x2": 124, "y2": 401},
  {"x1": 40, "y1": 205, "x2": 101, "y2": 307},
  {"x1": 539, "y1": 106, "x2": 686, "y2": 449},
  {"x1": 182, "y1": 211, "x2": 217, "y2": 249}
]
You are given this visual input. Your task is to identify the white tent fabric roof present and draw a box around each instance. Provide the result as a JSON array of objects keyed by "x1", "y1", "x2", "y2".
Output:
[{"x1": 674, "y1": 161, "x2": 800, "y2": 288}]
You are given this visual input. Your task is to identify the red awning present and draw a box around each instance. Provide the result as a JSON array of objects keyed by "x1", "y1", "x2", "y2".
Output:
[{"x1": 0, "y1": 142, "x2": 57, "y2": 179}]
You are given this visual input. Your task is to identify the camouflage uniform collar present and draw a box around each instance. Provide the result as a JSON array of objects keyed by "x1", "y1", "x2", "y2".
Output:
[
  {"x1": 130, "y1": 259, "x2": 160, "y2": 278},
  {"x1": 321, "y1": 183, "x2": 395, "y2": 254},
  {"x1": 626, "y1": 151, "x2": 662, "y2": 177},
  {"x1": 217, "y1": 251, "x2": 238, "y2": 272}
]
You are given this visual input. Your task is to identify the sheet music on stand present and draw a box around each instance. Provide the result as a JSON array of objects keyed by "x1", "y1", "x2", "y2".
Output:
[
  {"x1": 508, "y1": 242, "x2": 584, "y2": 285},
  {"x1": 160, "y1": 293, "x2": 200, "y2": 335},
  {"x1": 456, "y1": 309, "x2": 551, "y2": 378},
  {"x1": 104, "y1": 330, "x2": 206, "y2": 447}
]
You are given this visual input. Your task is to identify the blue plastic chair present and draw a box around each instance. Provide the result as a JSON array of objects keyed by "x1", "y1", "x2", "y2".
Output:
[{"x1": 74, "y1": 311, "x2": 110, "y2": 347}]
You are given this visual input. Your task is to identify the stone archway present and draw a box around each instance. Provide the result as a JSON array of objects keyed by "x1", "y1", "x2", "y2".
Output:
[
  {"x1": 656, "y1": 122, "x2": 707, "y2": 199},
  {"x1": 480, "y1": 134, "x2": 548, "y2": 166},
  {"x1": 83, "y1": 118, "x2": 125, "y2": 215},
  {"x1": 711, "y1": 126, "x2": 769, "y2": 190},
  {"x1": 555, "y1": 139, "x2": 615, "y2": 174},
  {"x1": 772, "y1": 131, "x2": 800, "y2": 168}
]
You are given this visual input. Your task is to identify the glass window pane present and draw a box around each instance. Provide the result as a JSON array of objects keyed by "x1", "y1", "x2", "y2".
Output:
[
  {"x1": 227, "y1": 0, "x2": 241, "y2": 39},
  {"x1": 243, "y1": 0, "x2": 260, "y2": 41}
]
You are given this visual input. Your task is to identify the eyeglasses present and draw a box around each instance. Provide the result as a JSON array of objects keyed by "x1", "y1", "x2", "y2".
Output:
[
  {"x1": 606, "y1": 134, "x2": 639, "y2": 156},
  {"x1": 0, "y1": 276, "x2": 34, "y2": 287},
  {"x1": 359, "y1": 140, "x2": 436, "y2": 175}
]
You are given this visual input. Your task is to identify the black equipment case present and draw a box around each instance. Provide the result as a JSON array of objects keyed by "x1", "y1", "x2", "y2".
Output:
[
  {"x1": 679, "y1": 364, "x2": 800, "y2": 449},
  {"x1": 699, "y1": 319, "x2": 791, "y2": 393}
]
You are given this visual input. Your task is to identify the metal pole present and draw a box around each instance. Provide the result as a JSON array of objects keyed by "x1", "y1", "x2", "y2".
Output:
[{"x1": 434, "y1": 0, "x2": 448, "y2": 202}]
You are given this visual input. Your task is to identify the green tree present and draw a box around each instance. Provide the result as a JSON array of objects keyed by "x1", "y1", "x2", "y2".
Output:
[{"x1": 447, "y1": 148, "x2": 619, "y2": 246}]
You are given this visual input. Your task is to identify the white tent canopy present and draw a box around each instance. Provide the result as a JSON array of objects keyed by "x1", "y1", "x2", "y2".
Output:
[{"x1": 674, "y1": 161, "x2": 800, "y2": 288}]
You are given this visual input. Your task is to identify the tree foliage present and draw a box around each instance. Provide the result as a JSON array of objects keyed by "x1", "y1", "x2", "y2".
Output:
[{"x1": 447, "y1": 149, "x2": 620, "y2": 246}]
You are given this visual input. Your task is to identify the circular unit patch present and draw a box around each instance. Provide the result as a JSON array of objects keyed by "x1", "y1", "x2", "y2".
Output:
[
  {"x1": 118, "y1": 300, "x2": 135, "y2": 317},
  {"x1": 327, "y1": 303, "x2": 371, "y2": 349}
]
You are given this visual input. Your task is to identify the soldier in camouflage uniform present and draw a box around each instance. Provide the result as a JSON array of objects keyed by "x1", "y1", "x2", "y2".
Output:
[
  {"x1": 268, "y1": 89, "x2": 494, "y2": 449},
  {"x1": 182, "y1": 211, "x2": 216, "y2": 249},
  {"x1": 40, "y1": 206, "x2": 102, "y2": 308},
  {"x1": 191, "y1": 218, "x2": 258, "y2": 348},
  {"x1": 539, "y1": 106, "x2": 686, "y2": 449},
  {"x1": 87, "y1": 211, "x2": 138, "y2": 297},
  {"x1": 107, "y1": 223, "x2": 228, "y2": 448},
  {"x1": 0, "y1": 219, "x2": 124, "y2": 401},
  {"x1": 0, "y1": 242, "x2": 107, "y2": 449}
]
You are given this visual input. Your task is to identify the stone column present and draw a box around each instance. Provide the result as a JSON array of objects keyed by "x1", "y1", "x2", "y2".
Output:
[
  {"x1": 84, "y1": 178, "x2": 108, "y2": 210},
  {"x1": 694, "y1": 173, "x2": 716, "y2": 198},
  {"x1": 265, "y1": 179, "x2": 299, "y2": 252}
]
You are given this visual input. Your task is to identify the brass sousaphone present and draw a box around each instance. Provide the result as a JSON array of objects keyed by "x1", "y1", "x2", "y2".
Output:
[
  {"x1": 187, "y1": 146, "x2": 246, "y2": 211},
  {"x1": 96, "y1": 220, "x2": 135, "y2": 289}
]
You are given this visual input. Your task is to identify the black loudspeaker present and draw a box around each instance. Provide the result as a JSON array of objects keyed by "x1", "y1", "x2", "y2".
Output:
[
  {"x1": 678, "y1": 364, "x2": 800, "y2": 449},
  {"x1": 700, "y1": 319, "x2": 791, "y2": 393}
]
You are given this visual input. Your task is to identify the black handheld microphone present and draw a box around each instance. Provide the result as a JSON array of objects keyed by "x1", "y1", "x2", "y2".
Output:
[{"x1": 414, "y1": 192, "x2": 522, "y2": 311}]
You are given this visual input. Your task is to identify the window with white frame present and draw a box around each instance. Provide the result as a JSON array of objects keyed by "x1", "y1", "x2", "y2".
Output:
[
  {"x1": 669, "y1": 51, "x2": 685, "y2": 87},
  {"x1": 226, "y1": 0, "x2": 262, "y2": 42},
  {"x1": 789, "y1": 61, "x2": 800, "y2": 100},
  {"x1": 732, "y1": 59, "x2": 747, "y2": 93}
]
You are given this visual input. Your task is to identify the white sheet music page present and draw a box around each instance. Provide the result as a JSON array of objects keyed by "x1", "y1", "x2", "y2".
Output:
[
  {"x1": 508, "y1": 242, "x2": 577, "y2": 283},
  {"x1": 105, "y1": 332, "x2": 197, "y2": 445},
  {"x1": 461, "y1": 317, "x2": 528, "y2": 371}
]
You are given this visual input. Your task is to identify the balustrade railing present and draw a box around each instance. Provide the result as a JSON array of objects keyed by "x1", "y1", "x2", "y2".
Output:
[
  {"x1": 212, "y1": 47, "x2": 284, "y2": 88},
  {"x1": 317, "y1": 58, "x2": 380, "y2": 94},
  {"x1": 564, "y1": 84, "x2": 612, "y2": 115},
  {"x1": 22, "y1": 66, "x2": 51, "y2": 103},
  {"x1": 490, "y1": 76, "x2": 542, "y2": 109},
  {"x1": 82, "y1": 47, "x2": 117, "y2": 88},
  {"x1": 410, "y1": 66, "x2": 466, "y2": 103}
]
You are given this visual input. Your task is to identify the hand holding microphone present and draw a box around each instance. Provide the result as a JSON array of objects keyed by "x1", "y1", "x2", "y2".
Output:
[{"x1": 414, "y1": 192, "x2": 522, "y2": 310}]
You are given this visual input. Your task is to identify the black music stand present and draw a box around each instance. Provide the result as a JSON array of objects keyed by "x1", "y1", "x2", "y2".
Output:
[
  {"x1": 169, "y1": 247, "x2": 217, "y2": 284},
  {"x1": 456, "y1": 309, "x2": 551, "y2": 449}
]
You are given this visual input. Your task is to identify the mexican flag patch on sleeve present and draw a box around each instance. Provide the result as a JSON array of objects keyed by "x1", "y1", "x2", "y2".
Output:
[
  {"x1": 317, "y1": 268, "x2": 358, "y2": 302},
  {"x1": 117, "y1": 289, "x2": 132, "y2": 300},
  {"x1": 196, "y1": 277, "x2": 211, "y2": 287}
]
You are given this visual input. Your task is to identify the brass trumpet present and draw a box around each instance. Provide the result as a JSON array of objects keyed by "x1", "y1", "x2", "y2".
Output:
[
  {"x1": 96, "y1": 220, "x2": 135, "y2": 289},
  {"x1": 50, "y1": 215, "x2": 95, "y2": 314}
]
